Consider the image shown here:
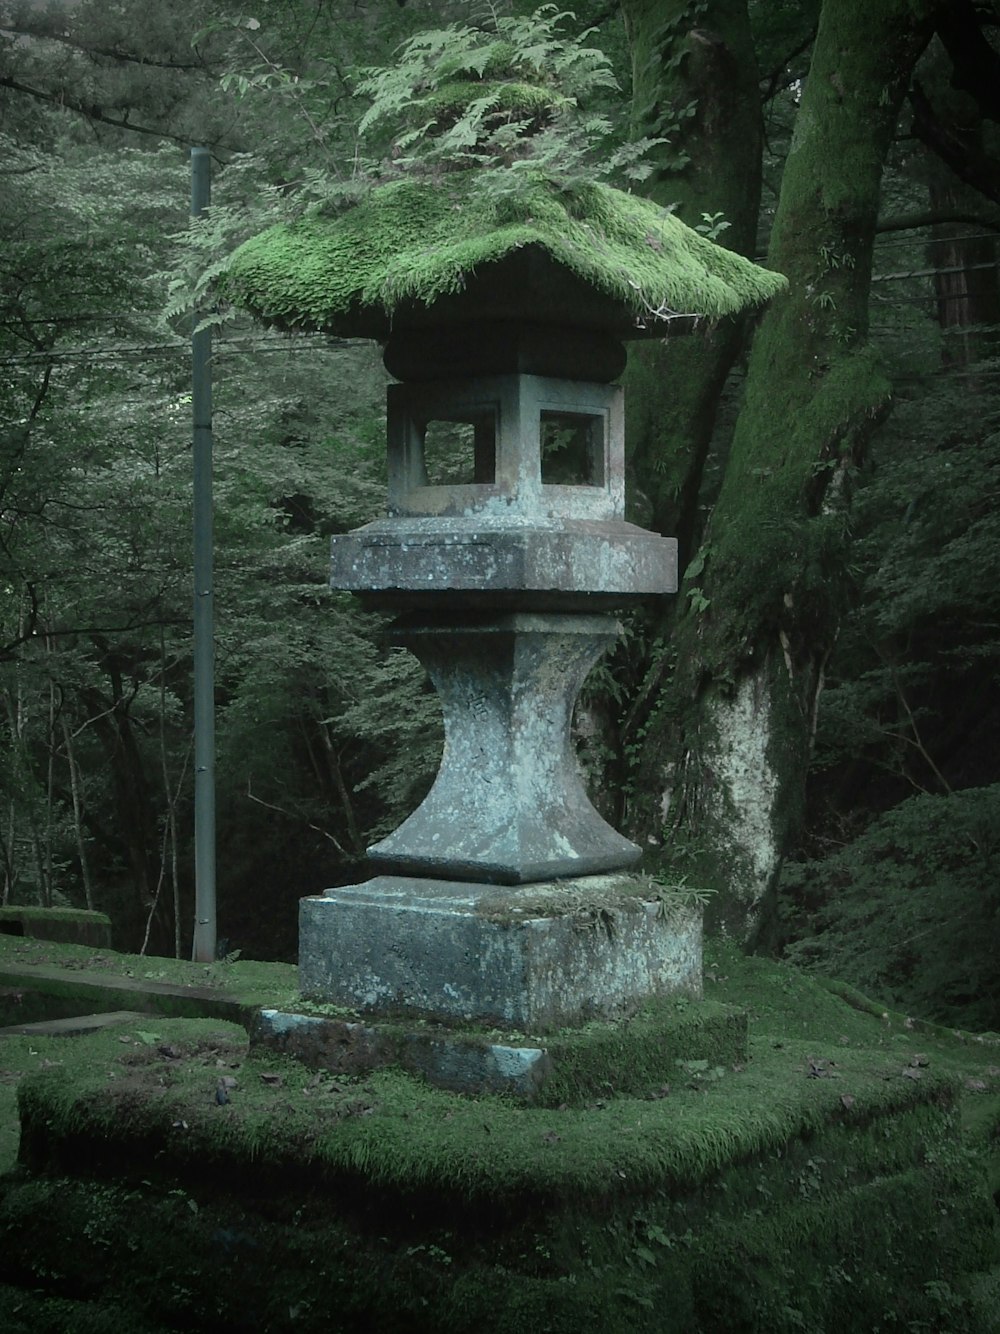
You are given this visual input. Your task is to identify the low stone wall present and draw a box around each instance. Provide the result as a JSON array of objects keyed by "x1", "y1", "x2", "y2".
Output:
[{"x1": 0, "y1": 907, "x2": 112, "y2": 949}]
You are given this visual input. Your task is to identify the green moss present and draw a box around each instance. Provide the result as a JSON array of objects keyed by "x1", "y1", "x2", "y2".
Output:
[
  {"x1": 13, "y1": 1012, "x2": 969, "y2": 1204},
  {"x1": 223, "y1": 175, "x2": 786, "y2": 337},
  {"x1": 474, "y1": 875, "x2": 707, "y2": 924},
  {"x1": 529, "y1": 998, "x2": 747, "y2": 1107},
  {"x1": 278, "y1": 995, "x2": 747, "y2": 1106},
  {"x1": 4, "y1": 1046, "x2": 993, "y2": 1334},
  {"x1": 0, "y1": 1160, "x2": 991, "y2": 1334},
  {"x1": 0, "y1": 907, "x2": 113, "y2": 950}
]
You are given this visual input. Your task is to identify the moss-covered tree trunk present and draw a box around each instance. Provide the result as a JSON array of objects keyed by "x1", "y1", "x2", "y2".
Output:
[
  {"x1": 582, "y1": 0, "x2": 763, "y2": 834},
  {"x1": 620, "y1": 0, "x2": 762, "y2": 550},
  {"x1": 627, "y1": 0, "x2": 943, "y2": 943}
]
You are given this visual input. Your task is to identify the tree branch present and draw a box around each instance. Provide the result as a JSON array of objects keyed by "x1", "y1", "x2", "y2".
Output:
[
  {"x1": 876, "y1": 209, "x2": 1000, "y2": 234},
  {"x1": 909, "y1": 82, "x2": 1000, "y2": 205},
  {"x1": 0, "y1": 75, "x2": 198, "y2": 146},
  {"x1": 935, "y1": 0, "x2": 1000, "y2": 123},
  {"x1": 760, "y1": 29, "x2": 817, "y2": 104},
  {"x1": 245, "y1": 780, "x2": 352, "y2": 860},
  {"x1": 1, "y1": 25, "x2": 209, "y2": 71}
]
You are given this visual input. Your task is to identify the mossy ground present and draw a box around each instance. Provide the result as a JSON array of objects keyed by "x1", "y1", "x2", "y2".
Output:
[
  {"x1": 0, "y1": 932, "x2": 299, "y2": 1014},
  {"x1": 1, "y1": 938, "x2": 998, "y2": 1331}
]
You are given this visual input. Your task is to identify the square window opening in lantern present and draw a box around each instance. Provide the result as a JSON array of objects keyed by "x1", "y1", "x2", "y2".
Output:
[
  {"x1": 540, "y1": 411, "x2": 605, "y2": 487},
  {"x1": 420, "y1": 415, "x2": 497, "y2": 487}
]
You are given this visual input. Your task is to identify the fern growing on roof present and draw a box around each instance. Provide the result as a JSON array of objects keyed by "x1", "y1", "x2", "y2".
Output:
[{"x1": 222, "y1": 5, "x2": 786, "y2": 336}]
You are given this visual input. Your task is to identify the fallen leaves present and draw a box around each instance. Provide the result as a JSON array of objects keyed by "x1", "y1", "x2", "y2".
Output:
[
  {"x1": 806, "y1": 1057, "x2": 838, "y2": 1079},
  {"x1": 645, "y1": 1084, "x2": 671, "y2": 1101},
  {"x1": 900, "y1": 1054, "x2": 930, "y2": 1081}
]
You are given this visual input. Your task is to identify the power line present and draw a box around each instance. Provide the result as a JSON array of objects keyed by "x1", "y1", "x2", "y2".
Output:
[
  {"x1": 872, "y1": 260, "x2": 1000, "y2": 283},
  {"x1": 0, "y1": 334, "x2": 356, "y2": 367},
  {"x1": 875, "y1": 231, "x2": 1000, "y2": 249}
]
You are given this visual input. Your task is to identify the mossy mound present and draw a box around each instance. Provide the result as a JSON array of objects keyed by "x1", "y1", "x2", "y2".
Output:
[
  {"x1": 10, "y1": 1017, "x2": 969, "y2": 1201},
  {"x1": 5, "y1": 1014, "x2": 997, "y2": 1332},
  {"x1": 222, "y1": 175, "x2": 787, "y2": 340},
  {"x1": 1, "y1": 942, "x2": 998, "y2": 1331}
]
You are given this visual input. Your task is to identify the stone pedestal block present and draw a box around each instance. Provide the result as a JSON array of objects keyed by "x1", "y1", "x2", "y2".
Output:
[{"x1": 298, "y1": 873, "x2": 702, "y2": 1030}]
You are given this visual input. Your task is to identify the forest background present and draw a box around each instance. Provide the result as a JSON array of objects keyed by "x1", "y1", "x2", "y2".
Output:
[{"x1": 1, "y1": 0, "x2": 998, "y2": 1032}]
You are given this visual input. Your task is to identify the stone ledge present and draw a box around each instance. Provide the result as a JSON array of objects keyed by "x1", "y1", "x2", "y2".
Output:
[
  {"x1": 0, "y1": 962, "x2": 250, "y2": 1025},
  {"x1": 0, "y1": 1010, "x2": 149, "y2": 1038}
]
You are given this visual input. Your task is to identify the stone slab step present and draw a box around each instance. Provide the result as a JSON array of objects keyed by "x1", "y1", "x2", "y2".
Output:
[
  {"x1": 252, "y1": 997, "x2": 747, "y2": 1104},
  {"x1": 0, "y1": 1010, "x2": 150, "y2": 1038}
]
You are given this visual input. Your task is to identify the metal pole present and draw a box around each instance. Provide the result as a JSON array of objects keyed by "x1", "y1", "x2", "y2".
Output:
[{"x1": 190, "y1": 147, "x2": 217, "y2": 963}]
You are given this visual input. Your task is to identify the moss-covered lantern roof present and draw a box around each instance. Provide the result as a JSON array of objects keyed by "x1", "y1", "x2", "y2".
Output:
[{"x1": 223, "y1": 173, "x2": 786, "y2": 341}]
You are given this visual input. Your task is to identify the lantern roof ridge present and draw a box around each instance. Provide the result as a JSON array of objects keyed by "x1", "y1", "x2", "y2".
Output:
[{"x1": 223, "y1": 172, "x2": 786, "y2": 341}]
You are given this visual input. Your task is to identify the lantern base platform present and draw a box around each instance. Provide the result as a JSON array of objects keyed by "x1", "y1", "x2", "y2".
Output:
[
  {"x1": 251, "y1": 991, "x2": 742, "y2": 1103},
  {"x1": 298, "y1": 873, "x2": 702, "y2": 1033}
]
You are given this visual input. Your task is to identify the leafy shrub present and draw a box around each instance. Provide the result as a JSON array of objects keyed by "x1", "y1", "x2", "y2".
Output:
[{"x1": 781, "y1": 785, "x2": 1000, "y2": 1029}]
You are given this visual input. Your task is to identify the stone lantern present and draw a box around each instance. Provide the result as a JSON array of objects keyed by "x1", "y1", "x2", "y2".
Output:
[{"x1": 225, "y1": 172, "x2": 785, "y2": 1038}]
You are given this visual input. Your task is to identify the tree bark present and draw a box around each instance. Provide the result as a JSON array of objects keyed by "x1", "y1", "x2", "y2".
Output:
[
  {"x1": 61, "y1": 716, "x2": 94, "y2": 910},
  {"x1": 620, "y1": 0, "x2": 763, "y2": 552},
  {"x1": 81, "y1": 651, "x2": 162, "y2": 945},
  {"x1": 628, "y1": 0, "x2": 943, "y2": 943}
]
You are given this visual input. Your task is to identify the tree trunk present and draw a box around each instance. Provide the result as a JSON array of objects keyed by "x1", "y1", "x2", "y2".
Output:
[
  {"x1": 61, "y1": 716, "x2": 94, "y2": 910},
  {"x1": 628, "y1": 0, "x2": 942, "y2": 943},
  {"x1": 927, "y1": 145, "x2": 1000, "y2": 367},
  {"x1": 620, "y1": 0, "x2": 763, "y2": 551},
  {"x1": 606, "y1": 0, "x2": 765, "y2": 856},
  {"x1": 81, "y1": 654, "x2": 161, "y2": 946}
]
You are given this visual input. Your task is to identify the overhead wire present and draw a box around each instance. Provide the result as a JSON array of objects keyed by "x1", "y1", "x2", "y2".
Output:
[{"x1": 0, "y1": 334, "x2": 357, "y2": 366}]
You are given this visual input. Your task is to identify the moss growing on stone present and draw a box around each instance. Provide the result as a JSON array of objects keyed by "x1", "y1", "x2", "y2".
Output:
[
  {"x1": 421, "y1": 79, "x2": 566, "y2": 125},
  {"x1": 0, "y1": 906, "x2": 113, "y2": 949},
  {"x1": 222, "y1": 175, "x2": 787, "y2": 339},
  {"x1": 8, "y1": 1017, "x2": 997, "y2": 1333}
]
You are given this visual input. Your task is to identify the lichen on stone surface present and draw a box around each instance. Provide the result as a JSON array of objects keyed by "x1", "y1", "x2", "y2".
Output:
[{"x1": 222, "y1": 174, "x2": 787, "y2": 338}]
